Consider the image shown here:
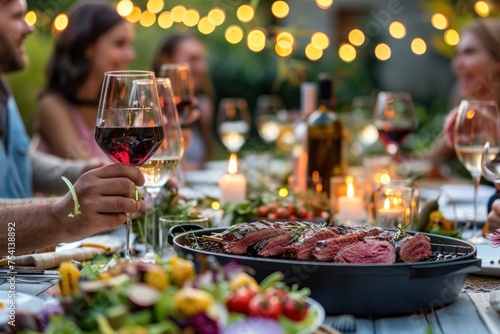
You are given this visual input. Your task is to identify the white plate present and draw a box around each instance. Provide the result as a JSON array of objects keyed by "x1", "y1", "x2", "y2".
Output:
[
  {"x1": 184, "y1": 169, "x2": 225, "y2": 185},
  {"x1": 475, "y1": 244, "x2": 500, "y2": 277},
  {"x1": 298, "y1": 297, "x2": 326, "y2": 334},
  {"x1": 438, "y1": 184, "x2": 496, "y2": 204},
  {"x1": 0, "y1": 291, "x2": 45, "y2": 325}
]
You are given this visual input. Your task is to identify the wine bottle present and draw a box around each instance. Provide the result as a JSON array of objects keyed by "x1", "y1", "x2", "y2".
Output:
[{"x1": 306, "y1": 74, "x2": 345, "y2": 195}]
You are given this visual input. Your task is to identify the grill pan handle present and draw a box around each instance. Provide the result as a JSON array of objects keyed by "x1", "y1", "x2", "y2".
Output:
[
  {"x1": 167, "y1": 224, "x2": 205, "y2": 246},
  {"x1": 409, "y1": 258, "x2": 481, "y2": 279}
]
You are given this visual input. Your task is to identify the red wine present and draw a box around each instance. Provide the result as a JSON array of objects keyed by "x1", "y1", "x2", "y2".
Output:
[
  {"x1": 378, "y1": 127, "x2": 412, "y2": 146},
  {"x1": 95, "y1": 126, "x2": 164, "y2": 166}
]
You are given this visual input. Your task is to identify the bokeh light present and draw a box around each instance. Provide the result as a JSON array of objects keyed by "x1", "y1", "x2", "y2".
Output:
[
  {"x1": 247, "y1": 29, "x2": 266, "y2": 52},
  {"x1": 126, "y1": 6, "x2": 142, "y2": 23},
  {"x1": 338, "y1": 43, "x2": 356, "y2": 62},
  {"x1": 116, "y1": 0, "x2": 133, "y2": 16},
  {"x1": 237, "y1": 5, "x2": 255, "y2": 23},
  {"x1": 171, "y1": 5, "x2": 187, "y2": 23},
  {"x1": 388, "y1": 21, "x2": 406, "y2": 39},
  {"x1": 375, "y1": 43, "x2": 391, "y2": 61},
  {"x1": 208, "y1": 8, "x2": 225, "y2": 26},
  {"x1": 275, "y1": 44, "x2": 293, "y2": 57},
  {"x1": 474, "y1": 1, "x2": 490, "y2": 17},
  {"x1": 411, "y1": 38, "x2": 427, "y2": 55},
  {"x1": 25, "y1": 11, "x2": 37, "y2": 26},
  {"x1": 272, "y1": 1, "x2": 290, "y2": 19},
  {"x1": 183, "y1": 9, "x2": 200, "y2": 27},
  {"x1": 316, "y1": 0, "x2": 333, "y2": 9},
  {"x1": 147, "y1": 0, "x2": 164, "y2": 14},
  {"x1": 444, "y1": 29, "x2": 460, "y2": 46},
  {"x1": 311, "y1": 32, "x2": 329, "y2": 50},
  {"x1": 348, "y1": 29, "x2": 365, "y2": 46},
  {"x1": 53, "y1": 13, "x2": 68, "y2": 32},
  {"x1": 305, "y1": 43, "x2": 323, "y2": 61},
  {"x1": 225, "y1": 25, "x2": 244, "y2": 44},
  {"x1": 276, "y1": 32, "x2": 294, "y2": 48},
  {"x1": 158, "y1": 11, "x2": 173, "y2": 29},
  {"x1": 198, "y1": 17, "x2": 215, "y2": 35},
  {"x1": 431, "y1": 13, "x2": 448, "y2": 30},
  {"x1": 139, "y1": 10, "x2": 156, "y2": 27}
]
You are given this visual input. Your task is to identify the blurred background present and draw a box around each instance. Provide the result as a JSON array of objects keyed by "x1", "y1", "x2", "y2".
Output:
[{"x1": 8, "y1": 0, "x2": 499, "y2": 161}]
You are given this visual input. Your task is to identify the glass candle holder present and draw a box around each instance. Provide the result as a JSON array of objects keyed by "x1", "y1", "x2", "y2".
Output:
[
  {"x1": 330, "y1": 175, "x2": 369, "y2": 225},
  {"x1": 375, "y1": 185, "x2": 413, "y2": 229}
]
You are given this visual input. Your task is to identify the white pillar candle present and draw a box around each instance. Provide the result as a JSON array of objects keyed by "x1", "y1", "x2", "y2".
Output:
[
  {"x1": 338, "y1": 182, "x2": 366, "y2": 222},
  {"x1": 219, "y1": 153, "x2": 247, "y2": 204},
  {"x1": 377, "y1": 197, "x2": 405, "y2": 228}
]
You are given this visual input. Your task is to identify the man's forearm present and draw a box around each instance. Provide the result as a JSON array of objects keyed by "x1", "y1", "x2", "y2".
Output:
[{"x1": 0, "y1": 200, "x2": 65, "y2": 256}]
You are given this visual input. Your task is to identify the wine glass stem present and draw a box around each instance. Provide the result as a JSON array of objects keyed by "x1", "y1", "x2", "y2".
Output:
[
  {"x1": 150, "y1": 193, "x2": 158, "y2": 254},
  {"x1": 125, "y1": 213, "x2": 132, "y2": 262},
  {"x1": 472, "y1": 175, "x2": 481, "y2": 237}
]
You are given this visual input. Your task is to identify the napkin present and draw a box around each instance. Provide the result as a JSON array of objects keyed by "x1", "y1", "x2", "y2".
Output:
[{"x1": 2, "y1": 235, "x2": 124, "y2": 270}]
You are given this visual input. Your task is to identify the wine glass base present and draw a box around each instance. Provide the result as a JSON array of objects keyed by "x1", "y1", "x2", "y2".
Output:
[
  {"x1": 467, "y1": 235, "x2": 490, "y2": 245},
  {"x1": 140, "y1": 252, "x2": 157, "y2": 263}
]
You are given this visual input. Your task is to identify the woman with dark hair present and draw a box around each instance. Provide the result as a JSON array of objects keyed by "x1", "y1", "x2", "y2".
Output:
[
  {"x1": 34, "y1": 0, "x2": 135, "y2": 160},
  {"x1": 152, "y1": 33, "x2": 215, "y2": 170}
]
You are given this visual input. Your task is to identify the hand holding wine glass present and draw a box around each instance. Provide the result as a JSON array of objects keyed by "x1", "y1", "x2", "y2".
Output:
[
  {"x1": 455, "y1": 99, "x2": 500, "y2": 244},
  {"x1": 95, "y1": 71, "x2": 165, "y2": 261},
  {"x1": 217, "y1": 98, "x2": 251, "y2": 153},
  {"x1": 139, "y1": 78, "x2": 184, "y2": 261},
  {"x1": 374, "y1": 92, "x2": 415, "y2": 157}
]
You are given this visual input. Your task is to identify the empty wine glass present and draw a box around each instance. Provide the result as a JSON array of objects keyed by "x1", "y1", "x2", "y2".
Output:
[
  {"x1": 139, "y1": 78, "x2": 184, "y2": 262},
  {"x1": 95, "y1": 71, "x2": 165, "y2": 261},
  {"x1": 455, "y1": 99, "x2": 500, "y2": 244},
  {"x1": 373, "y1": 92, "x2": 415, "y2": 157},
  {"x1": 158, "y1": 63, "x2": 199, "y2": 126},
  {"x1": 255, "y1": 95, "x2": 283, "y2": 144},
  {"x1": 217, "y1": 98, "x2": 251, "y2": 153}
]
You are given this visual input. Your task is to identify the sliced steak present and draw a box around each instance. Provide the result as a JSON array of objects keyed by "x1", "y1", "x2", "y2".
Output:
[
  {"x1": 222, "y1": 221, "x2": 285, "y2": 254},
  {"x1": 258, "y1": 232, "x2": 296, "y2": 257},
  {"x1": 398, "y1": 233, "x2": 432, "y2": 262},
  {"x1": 313, "y1": 232, "x2": 365, "y2": 262},
  {"x1": 284, "y1": 228, "x2": 337, "y2": 260},
  {"x1": 334, "y1": 240, "x2": 396, "y2": 264}
]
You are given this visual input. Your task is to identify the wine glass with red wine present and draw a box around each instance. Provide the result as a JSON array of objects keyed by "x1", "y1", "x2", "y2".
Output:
[
  {"x1": 373, "y1": 92, "x2": 415, "y2": 157},
  {"x1": 158, "y1": 63, "x2": 199, "y2": 126},
  {"x1": 95, "y1": 71, "x2": 165, "y2": 261}
]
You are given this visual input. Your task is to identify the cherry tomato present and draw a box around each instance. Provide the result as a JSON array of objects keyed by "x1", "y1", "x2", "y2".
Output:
[
  {"x1": 276, "y1": 207, "x2": 290, "y2": 219},
  {"x1": 283, "y1": 298, "x2": 309, "y2": 321},
  {"x1": 267, "y1": 213, "x2": 278, "y2": 220},
  {"x1": 256, "y1": 206, "x2": 269, "y2": 217},
  {"x1": 305, "y1": 211, "x2": 314, "y2": 220},
  {"x1": 295, "y1": 207, "x2": 308, "y2": 219},
  {"x1": 249, "y1": 294, "x2": 283, "y2": 320},
  {"x1": 286, "y1": 202, "x2": 296, "y2": 216},
  {"x1": 227, "y1": 287, "x2": 257, "y2": 314},
  {"x1": 267, "y1": 203, "x2": 279, "y2": 212},
  {"x1": 264, "y1": 287, "x2": 289, "y2": 304}
]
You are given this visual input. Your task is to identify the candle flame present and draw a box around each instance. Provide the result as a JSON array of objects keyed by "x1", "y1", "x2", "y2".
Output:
[
  {"x1": 228, "y1": 153, "x2": 238, "y2": 174},
  {"x1": 346, "y1": 182, "x2": 355, "y2": 198},
  {"x1": 383, "y1": 198, "x2": 390, "y2": 210}
]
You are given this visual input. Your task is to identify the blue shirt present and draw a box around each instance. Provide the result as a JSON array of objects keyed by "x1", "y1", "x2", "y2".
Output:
[{"x1": 0, "y1": 85, "x2": 32, "y2": 198}]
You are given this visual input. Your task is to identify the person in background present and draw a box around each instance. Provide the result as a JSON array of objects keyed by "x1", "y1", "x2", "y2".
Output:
[
  {"x1": 34, "y1": 0, "x2": 135, "y2": 160},
  {"x1": 152, "y1": 33, "x2": 215, "y2": 170},
  {"x1": 427, "y1": 18, "x2": 500, "y2": 234},
  {"x1": 0, "y1": 0, "x2": 144, "y2": 255}
]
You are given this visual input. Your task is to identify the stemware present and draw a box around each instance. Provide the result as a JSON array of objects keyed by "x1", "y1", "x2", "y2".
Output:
[
  {"x1": 139, "y1": 78, "x2": 184, "y2": 262},
  {"x1": 217, "y1": 98, "x2": 251, "y2": 153},
  {"x1": 95, "y1": 71, "x2": 165, "y2": 261},
  {"x1": 373, "y1": 92, "x2": 415, "y2": 157},
  {"x1": 158, "y1": 63, "x2": 198, "y2": 126},
  {"x1": 454, "y1": 99, "x2": 500, "y2": 244},
  {"x1": 255, "y1": 94, "x2": 283, "y2": 144}
]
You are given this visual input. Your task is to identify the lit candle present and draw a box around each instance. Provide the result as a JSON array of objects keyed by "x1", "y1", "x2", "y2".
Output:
[
  {"x1": 377, "y1": 197, "x2": 405, "y2": 228},
  {"x1": 337, "y1": 177, "x2": 366, "y2": 223},
  {"x1": 218, "y1": 153, "x2": 247, "y2": 204}
]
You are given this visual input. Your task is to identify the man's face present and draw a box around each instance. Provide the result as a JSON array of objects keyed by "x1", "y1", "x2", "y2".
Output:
[{"x1": 0, "y1": 0, "x2": 33, "y2": 73}]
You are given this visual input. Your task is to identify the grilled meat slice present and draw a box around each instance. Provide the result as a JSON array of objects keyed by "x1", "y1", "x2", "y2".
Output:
[
  {"x1": 398, "y1": 233, "x2": 432, "y2": 262},
  {"x1": 313, "y1": 232, "x2": 366, "y2": 262},
  {"x1": 258, "y1": 232, "x2": 296, "y2": 257},
  {"x1": 284, "y1": 227, "x2": 337, "y2": 260},
  {"x1": 334, "y1": 240, "x2": 396, "y2": 264}
]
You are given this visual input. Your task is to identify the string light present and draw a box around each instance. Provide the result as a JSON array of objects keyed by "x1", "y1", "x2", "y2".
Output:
[
  {"x1": 208, "y1": 8, "x2": 225, "y2": 26},
  {"x1": 183, "y1": 9, "x2": 200, "y2": 27},
  {"x1": 348, "y1": 29, "x2": 365, "y2": 46},
  {"x1": 315, "y1": 0, "x2": 333, "y2": 10},
  {"x1": 53, "y1": 13, "x2": 68, "y2": 32},
  {"x1": 338, "y1": 43, "x2": 356, "y2": 62},
  {"x1": 225, "y1": 25, "x2": 244, "y2": 44},
  {"x1": 247, "y1": 29, "x2": 266, "y2": 52},
  {"x1": 237, "y1": 5, "x2": 254, "y2": 23},
  {"x1": 171, "y1": 5, "x2": 186, "y2": 23},
  {"x1": 388, "y1": 21, "x2": 406, "y2": 39},
  {"x1": 474, "y1": 1, "x2": 490, "y2": 17},
  {"x1": 374, "y1": 43, "x2": 391, "y2": 61},
  {"x1": 431, "y1": 13, "x2": 448, "y2": 30},
  {"x1": 276, "y1": 32, "x2": 294, "y2": 48},
  {"x1": 139, "y1": 10, "x2": 156, "y2": 27},
  {"x1": 305, "y1": 43, "x2": 323, "y2": 61},
  {"x1": 275, "y1": 43, "x2": 293, "y2": 57},
  {"x1": 158, "y1": 11, "x2": 173, "y2": 29},
  {"x1": 126, "y1": 6, "x2": 142, "y2": 23},
  {"x1": 25, "y1": 11, "x2": 37, "y2": 26},
  {"x1": 271, "y1": 1, "x2": 289, "y2": 19},
  {"x1": 147, "y1": 0, "x2": 164, "y2": 14},
  {"x1": 198, "y1": 17, "x2": 215, "y2": 35},
  {"x1": 444, "y1": 29, "x2": 460, "y2": 46},
  {"x1": 116, "y1": 0, "x2": 133, "y2": 17},
  {"x1": 311, "y1": 32, "x2": 329, "y2": 50},
  {"x1": 411, "y1": 38, "x2": 427, "y2": 55}
]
